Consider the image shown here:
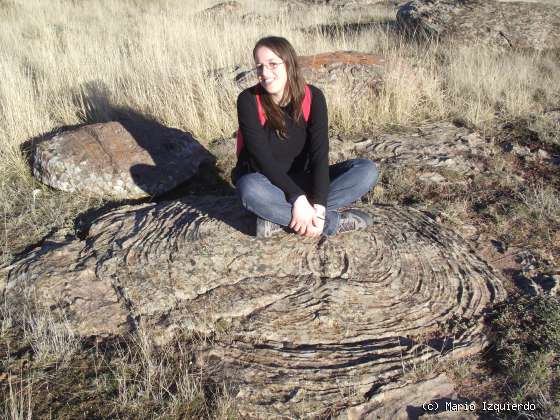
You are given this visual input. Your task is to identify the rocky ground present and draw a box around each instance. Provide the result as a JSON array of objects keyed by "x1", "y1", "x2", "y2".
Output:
[{"x1": 1, "y1": 0, "x2": 560, "y2": 419}]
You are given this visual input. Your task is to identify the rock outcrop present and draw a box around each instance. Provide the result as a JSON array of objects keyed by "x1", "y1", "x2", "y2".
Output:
[
  {"x1": 2, "y1": 193, "x2": 506, "y2": 417},
  {"x1": 397, "y1": 0, "x2": 560, "y2": 51},
  {"x1": 195, "y1": 1, "x2": 265, "y2": 24},
  {"x1": 197, "y1": 1, "x2": 242, "y2": 17},
  {"x1": 288, "y1": 0, "x2": 397, "y2": 6},
  {"x1": 336, "y1": 373, "x2": 476, "y2": 420},
  {"x1": 32, "y1": 120, "x2": 213, "y2": 199},
  {"x1": 334, "y1": 122, "x2": 492, "y2": 178}
]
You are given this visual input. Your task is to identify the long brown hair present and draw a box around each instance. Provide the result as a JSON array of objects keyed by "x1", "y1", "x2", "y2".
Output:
[{"x1": 252, "y1": 36, "x2": 307, "y2": 140}]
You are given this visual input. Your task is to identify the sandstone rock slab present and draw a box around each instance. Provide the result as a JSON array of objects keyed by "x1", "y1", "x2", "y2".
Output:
[
  {"x1": 330, "y1": 122, "x2": 493, "y2": 182},
  {"x1": 337, "y1": 373, "x2": 476, "y2": 420},
  {"x1": 397, "y1": 0, "x2": 560, "y2": 51},
  {"x1": 2, "y1": 194, "x2": 506, "y2": 418},
  {"x1": 32, "y1": 121, "x2": 214, "y2": 199}
]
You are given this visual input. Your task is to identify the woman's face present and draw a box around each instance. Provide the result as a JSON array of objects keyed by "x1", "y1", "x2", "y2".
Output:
[{"x1": 254, "y1": 46, "x2": 288, "y2": 104}]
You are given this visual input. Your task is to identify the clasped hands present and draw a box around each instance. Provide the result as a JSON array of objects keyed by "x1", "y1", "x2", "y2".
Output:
[{"x1": 289, "y1": 195, "x2": 325, "y2": 238}]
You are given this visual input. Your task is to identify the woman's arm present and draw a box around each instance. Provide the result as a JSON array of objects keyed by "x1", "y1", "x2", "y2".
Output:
[{"x1": 306, "y1": 86, "x2": 330, "y2": 208}]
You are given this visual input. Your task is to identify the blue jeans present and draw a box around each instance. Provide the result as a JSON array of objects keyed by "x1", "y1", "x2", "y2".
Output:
[{"x1": 235, "y1": 158, "x2": 379, "y2": 236}]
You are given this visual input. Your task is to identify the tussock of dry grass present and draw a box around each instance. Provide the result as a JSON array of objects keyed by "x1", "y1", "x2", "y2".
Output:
[
  {"x1": 3, "y1": 374, "x2": 33, "y2": 420},
  {"x1": 444, "y1": 47, "x2": 560, "y2": 126},
  {"x1": 499, "y1": 0, "x2": 558, "y2": 3},
  {"x1": 518, "y1": 180, "x2": 560, "y2": 222},
  {"x1": 1, "y1": 296, "x2": 13, "y2": 337},
  {"x1": 107, "y1": 329, "x2": 240, "y2": 418},
  {"x1": 1, "y1": 314, "x2": 240, "y2": 419},
  {"x1": 24, "y1": 309, "x2": 81, "y2": 365},
  {"x1": 529, "y1": 112, "x2": 560, "y2": 147}
]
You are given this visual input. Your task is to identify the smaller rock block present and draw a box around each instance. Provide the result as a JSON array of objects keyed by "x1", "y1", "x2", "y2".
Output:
[{"x1": 32, "y1": 121, "x2": 213, "y2": 199}]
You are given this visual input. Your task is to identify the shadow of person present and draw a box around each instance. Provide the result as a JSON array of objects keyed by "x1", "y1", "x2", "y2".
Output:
[{"x1": 23, "y1": 79, "x2": 249, "y2": 238}]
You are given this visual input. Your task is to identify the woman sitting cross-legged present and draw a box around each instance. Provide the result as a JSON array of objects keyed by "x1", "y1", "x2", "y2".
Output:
[{"x1": 232, "y1": 36, "x2": 379, "y2": 239}]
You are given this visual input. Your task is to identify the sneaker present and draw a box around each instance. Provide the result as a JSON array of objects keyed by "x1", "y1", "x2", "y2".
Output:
[
  {"x1": 256, "y1": 216, "x2": 286, "y2": 238},
  {"x1": 336, "y1": 209, "x2": 373, "y2": 234}
]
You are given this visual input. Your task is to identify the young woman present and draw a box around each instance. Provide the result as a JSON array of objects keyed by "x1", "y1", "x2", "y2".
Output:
[{"x1": 232, "y1": 36, "x2": 379, "y2": 238}]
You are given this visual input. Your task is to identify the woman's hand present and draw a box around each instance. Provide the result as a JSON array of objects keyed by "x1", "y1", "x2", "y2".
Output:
[
  {"x1": 303, "y1": 212, "x2": 324, "y2": 237},
  {"x1": 289, "y1": 195, "x2": 315, "y2": 236},
  {"x1": 303, "y1": 204, "x2": 325, "y2": 237}
]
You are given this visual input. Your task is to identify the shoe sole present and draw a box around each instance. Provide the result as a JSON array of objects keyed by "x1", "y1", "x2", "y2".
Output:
[{"x1": 256, "y1": 218, "x2": 286, "y2": 238}]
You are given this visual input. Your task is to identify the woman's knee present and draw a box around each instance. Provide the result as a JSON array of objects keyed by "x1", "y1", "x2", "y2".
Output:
[
  {"x1": 236, "y1": 173, "x2": 261, "y2": 205},
  {"x1": 236, "y1": 173, "x2": 277, "y2": 209},
  {"x1": 352, "y1": 158, "x2": 379, "y2": 191}
]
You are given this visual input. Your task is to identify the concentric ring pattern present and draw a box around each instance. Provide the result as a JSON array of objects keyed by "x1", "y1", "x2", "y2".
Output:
[{"x1": 3, "y1": 196, "x2": 506, "y2": 418}]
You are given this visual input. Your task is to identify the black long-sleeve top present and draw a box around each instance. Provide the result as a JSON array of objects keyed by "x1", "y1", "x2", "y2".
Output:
[{"x1": 231, "y1": 83, "x2": 330, "y2": 208}]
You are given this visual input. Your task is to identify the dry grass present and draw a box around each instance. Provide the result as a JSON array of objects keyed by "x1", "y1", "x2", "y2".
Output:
[
  {"x1": 111, "y1": 330, "x2": 198, "y2": 408},
  {"x1": 518, "y1": 180, "x2": 560, "y2": 222},
  {"x1": 499, "y1": 0, "x2": 559, "y2": 3},
  {"x1": 24, "y1": 309, "x2": 81, "y2": 365},
  {"x1": 2, "y1": 374, "x2": 33, "y2": 420},
  {"x1": 529, "y1": 112, "x2": 560, "y2": 147},
  {"x1": 1, "y1": 319, "x2": 241, "y2": 419},
  {"x1": 444, "y1": 47, "x2": 560, "y2": 127},
  {"x1": 438, "y1": 196, "x2": 473, "y2": 229},
  {"x1": 1, "y1": 297, "x2": 34, "y2": 419},
  {"x1": 1, "y1": 296, "x2": 14, "y2": 338},
  {"x1": 488, "y1": 294, "x2": 560, "y2": 418},
  {"x1": 1, "y1": 0, "x2": 559, "y2": 264},
  {"x1": 106, "y1": 328, "x2": 240, "y2": 418},
  {"x1": 397, "y1": 333, "x2": 468, "y2": 384}
]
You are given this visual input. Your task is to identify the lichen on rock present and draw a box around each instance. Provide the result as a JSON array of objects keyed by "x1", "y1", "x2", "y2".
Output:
[{"x1": 32, "y1": 121, "x2": 214, "y2": 199}]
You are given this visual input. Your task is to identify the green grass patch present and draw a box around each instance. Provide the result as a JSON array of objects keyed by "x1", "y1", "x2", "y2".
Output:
[{"x1": 487, "y1": 294, "x2": 560, "y2": 418}]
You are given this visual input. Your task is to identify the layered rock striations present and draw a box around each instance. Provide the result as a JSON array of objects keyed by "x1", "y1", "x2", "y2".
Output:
[{"x1": 2, "y1": 193, "x2": 506, "y2": 417}]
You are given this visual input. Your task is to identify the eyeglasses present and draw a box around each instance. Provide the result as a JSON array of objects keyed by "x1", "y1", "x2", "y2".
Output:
[{"x1": 252, "y1": 61, "x2": 284, "y2": 74}]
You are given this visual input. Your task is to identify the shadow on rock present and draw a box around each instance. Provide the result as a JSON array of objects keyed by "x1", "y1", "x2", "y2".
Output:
[
  {"x1": 77, "y1": 81, "x2": 218, "y2": 197},
  {"x1": 505, "y1": 268, "x2": 559, "y2": 296},
  {"x1": 24, "y1": 80, "x2": 239, "y2": 238}
]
